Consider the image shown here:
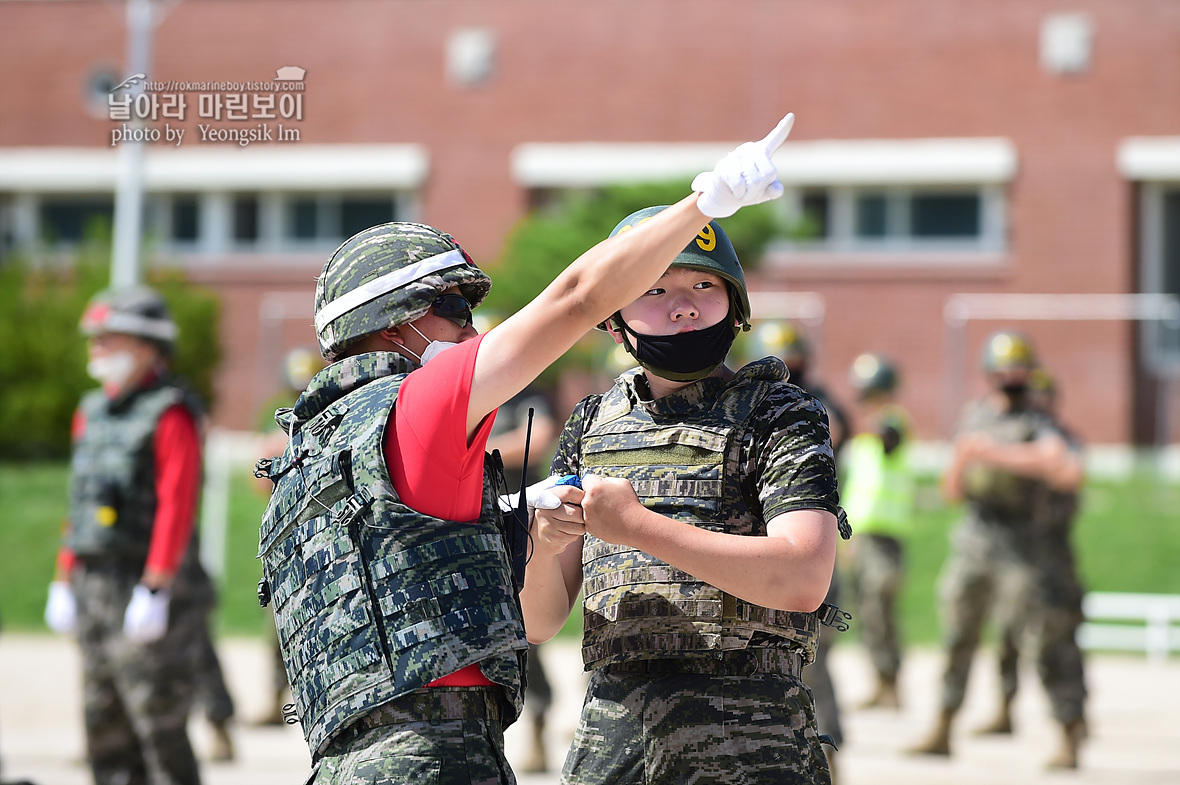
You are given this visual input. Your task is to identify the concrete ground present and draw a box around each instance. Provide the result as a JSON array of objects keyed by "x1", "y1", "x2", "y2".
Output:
[{"x1": 2, "y1": 633, "x2": 1178, "y2": 785}]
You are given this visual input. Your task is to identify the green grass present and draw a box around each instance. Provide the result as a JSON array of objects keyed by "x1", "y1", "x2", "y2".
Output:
[{"x1": 3, "y1": 462, "x2": 1177, "y2": 648}]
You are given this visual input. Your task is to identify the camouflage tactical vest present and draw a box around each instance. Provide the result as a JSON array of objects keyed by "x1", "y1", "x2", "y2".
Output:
[
  {"x1": 576, "y1": 369, "x2": 820, "y2": 672},
  {"x1": 959, "y1": 398, "x2": 1045, "y2": 520},
  {"x1": 68, "y1": 379, "x2": 195, "y2": 563},
  {"x1": 256, "y1": 353, "x2": 527, "y2": 757}
]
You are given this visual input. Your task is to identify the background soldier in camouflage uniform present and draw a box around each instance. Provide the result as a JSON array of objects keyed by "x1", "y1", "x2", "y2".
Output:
[
  {"x1": 255, "y1": 114, "x2": 797, "y2": 784},
  {"x1": 745, "y1": 321, "x2": 850, "y2": 781},
  {"x1": 974, "y1": 368, "x2": 1089, "y2": 767},
  {"x1": 910, "y1": 331, "x2": 1083, "y2": 768},
  {"x1": 841, "y1": 353, "x2": 914, "y2": 712},
  {"x1": 43, "y1": 287, "x2": 217, "y2": 785},
  {"x1": 522, "y1": 198, "x2": 848, "y2": 785}
]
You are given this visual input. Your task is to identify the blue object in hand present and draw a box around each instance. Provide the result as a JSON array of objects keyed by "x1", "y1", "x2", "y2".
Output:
[{"x1": 555, "y1": 474, "x2": 582, "y2": 488}]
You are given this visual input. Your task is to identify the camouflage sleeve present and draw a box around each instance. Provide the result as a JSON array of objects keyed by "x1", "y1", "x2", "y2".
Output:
[
  {"x1": 548, "y1": 394, "x2": 598, "y2": 478},
  {"x1": 751, "y1": 386, "x2": 841, "y2": 520}
]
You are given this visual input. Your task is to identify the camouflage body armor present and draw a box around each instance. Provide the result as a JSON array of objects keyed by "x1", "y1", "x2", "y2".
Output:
[
  {"x1": 959, "y1": 399, "x2": 1047, "y2": 521},
  {"x1": 68, "y1": 378, "x2": 198, "y2": 563},
  {"x1": 256, "y1": 353, "x2": 527, "y2": 757},
  {"x1": 575, "y1": 365, "x2": 822, "y2": 672}
]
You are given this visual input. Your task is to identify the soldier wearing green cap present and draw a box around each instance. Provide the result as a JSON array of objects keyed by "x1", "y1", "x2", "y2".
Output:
[
  {"x1": 255, "y1": 113, "x2": 799, "y2": 784},
  {"x1": 521, "y1": 204, "x2": 850, "y2": 785},
  {"x1": 910, "y1": 330, "x2": 1086, "y2": 768}
]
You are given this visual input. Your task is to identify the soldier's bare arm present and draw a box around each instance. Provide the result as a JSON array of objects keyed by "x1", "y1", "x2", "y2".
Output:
[
  {"x1": 519, "y1": 490, "x2": 586, "y2": 644},
  {"x1": 466, "y1": 113, "x2": 796, "y2": 436}
]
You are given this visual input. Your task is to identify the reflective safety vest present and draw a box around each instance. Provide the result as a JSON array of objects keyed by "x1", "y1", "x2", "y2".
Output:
[
  {"x1": 840, "y1": 407, "x2": 914, "y2": 539},
  {"x1": 257, "y1": 353, "x2": 526, "y2": 757},
  {"x1": 68, "y1": 380, "x2": 194, "y2": 563},
  {"x1": 575, "y1": 369, "x2": 821, "y2": 672}
]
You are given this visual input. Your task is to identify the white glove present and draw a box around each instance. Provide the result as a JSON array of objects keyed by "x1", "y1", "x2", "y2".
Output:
[
  {"x1": 498, "y1": 474, "x2": 565, "y2": 516},
  {"x1": 123, "y1": 584, "x2": 171, "y2": 643},
  {"x1": 44, "y1": 581, "x2": 77, "y2": 634},
  {"x1": 692, "y1": 112, "x2": 795, "y2": 218}
]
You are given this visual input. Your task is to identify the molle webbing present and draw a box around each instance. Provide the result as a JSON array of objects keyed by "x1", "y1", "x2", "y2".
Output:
[
  {"x1": 577, "y1": 379, "x2": 819, "y2": 672},
  {"x1": 257, "y1": 367, "x2": 525, "y2": 756}
]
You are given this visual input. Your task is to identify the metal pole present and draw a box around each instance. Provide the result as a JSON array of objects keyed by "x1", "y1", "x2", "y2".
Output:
[{"x1": 110, "y1": 0, "x2": 154, "y2": 289}]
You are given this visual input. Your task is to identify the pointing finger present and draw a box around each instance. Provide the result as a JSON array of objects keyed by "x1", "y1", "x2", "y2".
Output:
[{"x1": 758, "y1": 112, "x2": 795, "y2": 155}]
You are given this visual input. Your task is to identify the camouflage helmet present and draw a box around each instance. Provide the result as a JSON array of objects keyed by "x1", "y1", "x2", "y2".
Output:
[
  {"x1": 604, "y1": 205, "x2": 751, "y2": 331},
  {"x1": 1028, "y1": 366, "x2": 1056, "y2": 396},
  {"x1": 283, "y1": 347, "x2": 325, "y2": 392},
  {"x1": 981, "y1": 330, "x2": 1037, "y2": 373},
  {"x1": 849, "y1": 352, "x2": 899, "y2": 397},
  {"x1": 314, "y1": 222, "x2": 492, "y2": 360},
  {"x1": 746, "y1": 320, "x2": 810, "y2": 366},
  {"x1": 80, "y1": 286, "x2": 178, "y2": 348}
]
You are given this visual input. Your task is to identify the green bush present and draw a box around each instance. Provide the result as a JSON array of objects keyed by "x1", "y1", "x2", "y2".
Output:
[{"x1": 0, "y1": 243, "x2": 221, "y2": 459}]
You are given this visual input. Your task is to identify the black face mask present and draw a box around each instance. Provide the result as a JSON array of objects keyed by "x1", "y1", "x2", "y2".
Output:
[
  {"x1": 617, "y1": 314, "x2": 737, "y2": 382},
  {"x1": 1000, "y1": 381, "x2": 1029, "y2": 407}
]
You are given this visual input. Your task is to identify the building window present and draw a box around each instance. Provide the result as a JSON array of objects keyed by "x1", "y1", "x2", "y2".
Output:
[
  {"x1": 340, "y1": 197, "x2": 394, "y2": 237},
  {"x1": 39, "y1": 197, "x2": 114, "y2": 243},
  {"x1": 774, "y1": 185, "x2": 1002, "y2": 257},
  {"x1": 282, "y1": 194, "x2": 398, "y2": 246},
  {"x1": 912, "y1": 192, "x2": 980, "y2": 237},
  {"x1": 855, "y1": 192, "x2": 888, "y2": 238},
  {"x1": 171, "y1": 195, "x2": 200, "y2": 242},
  {"x1": 233, "y1": 195, "x2": 259, "y2": 243}
]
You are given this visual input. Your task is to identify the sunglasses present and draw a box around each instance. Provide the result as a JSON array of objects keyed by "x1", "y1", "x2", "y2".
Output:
[{"x1": 431, "y1": 294, "x2": 474, "y2": 328}]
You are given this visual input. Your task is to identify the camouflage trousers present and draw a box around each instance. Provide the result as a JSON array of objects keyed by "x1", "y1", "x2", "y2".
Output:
[
  {"x1": 562, "y1": 654, "x2": 831, "y2": 785},
  {"x1": 802, "y1": 578, "x2": 844, "y2": 749},
  {"x1": 309, "y1": 687, "x2": 515, "y2": 785},
  {"x1": 192, "y1": 620, "x2": 234, "y2": 724},
  {"x1": 73, "y1": 564, "x2": 204, "y2": 785},
  {"x1": 993, "y1": 535, "x2": 1087, "y2": 724},
  {"x1": 851, "y1": 533, "x2": 904, "y2": 681},
  {"x1": 936, "y1": 520, "x2": 1035, "y2": 714},
  {"x1": 525, "y1": 642, "x2": 553, "y2": 718}
]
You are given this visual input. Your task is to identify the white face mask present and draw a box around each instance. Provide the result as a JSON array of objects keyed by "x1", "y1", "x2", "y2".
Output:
[
  {"x1": 87, "y1": 352, "x2": 137, "y2": 388},
  {"x1": 402, "y1": 323, "x2": 459, "y2": 365}
]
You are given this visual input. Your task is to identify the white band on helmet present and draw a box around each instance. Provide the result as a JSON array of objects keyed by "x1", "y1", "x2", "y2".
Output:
[
  {"x1": 91, "y1": 311, "x2": 178, "y2": 341},
  {"x1": 314, "y1": 248, "x2": 468, "y2": 333}
]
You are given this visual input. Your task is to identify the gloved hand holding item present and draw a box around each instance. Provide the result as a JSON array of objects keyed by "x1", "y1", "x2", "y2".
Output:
[
  {"x1": 692, "y1": 112, "x2": 795, "y2": 218},
  {"x1": 45, "y1": 581, "x2": 77, "y2": 634},
  {"x1": 123, "y1": 584, "x2": 171, "y2": 642},
  {"x1": 498, "y1": 474, "x2": 566, "y2": 515}
]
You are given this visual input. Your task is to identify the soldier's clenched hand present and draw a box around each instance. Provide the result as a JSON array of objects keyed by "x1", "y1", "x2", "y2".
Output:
[
  {"x1": 579, "y1": 474, "x2": 646, "y2": 546},
  {"x1": 530, "y1": 485, "x2": 586, "y2": 555}
]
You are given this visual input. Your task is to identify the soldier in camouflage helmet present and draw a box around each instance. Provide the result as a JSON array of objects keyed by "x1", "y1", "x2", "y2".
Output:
[
  {"x1": 43, "y1": 286, "x2": 218, "y2": 785},
  {"x1": 256, "y1": 113, "x2": 798, "y2": 784},
  {"x1": 745, "y1": 320, "x2": 851, "y2": 780},
  {"x1": 971, "y1": 368, "x2": 1089, "y2": 767},
  {"x1": 841, "y1": 353, "x2": 915, "y2": 714},
  {"x1": 521, "y1": 201, "x2": 850, "y2": 784},
  {"x1": 910, "y1": 331, "x2": 1085, "y2": 768}
]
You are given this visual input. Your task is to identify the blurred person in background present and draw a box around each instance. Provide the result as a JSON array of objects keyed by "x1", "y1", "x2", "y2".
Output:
[
  {"x1": 971, "y1": 367, "x2": 1088, "y2": 768},
  {"x1": 253, "y1": 118, "x2": 795, "y2": 784},
  {"x1": 748, "y1": 320, "x2": 850, "y2": 780},
  {"x1": 910, "y1": 331, "x2": 1083, "y2": 768},
  {"x1": 43, "y1": 286, "x2": 224, "y2": 785},
  {"x1": 522, "y1": 197, "x2": 851, "y2": 784},
  {"x1": 486, "y1": 382, "x2": 559, "y2": 774},
  {"x1": 840, "y1": 353, "x2": 914, "y2": 711}
]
